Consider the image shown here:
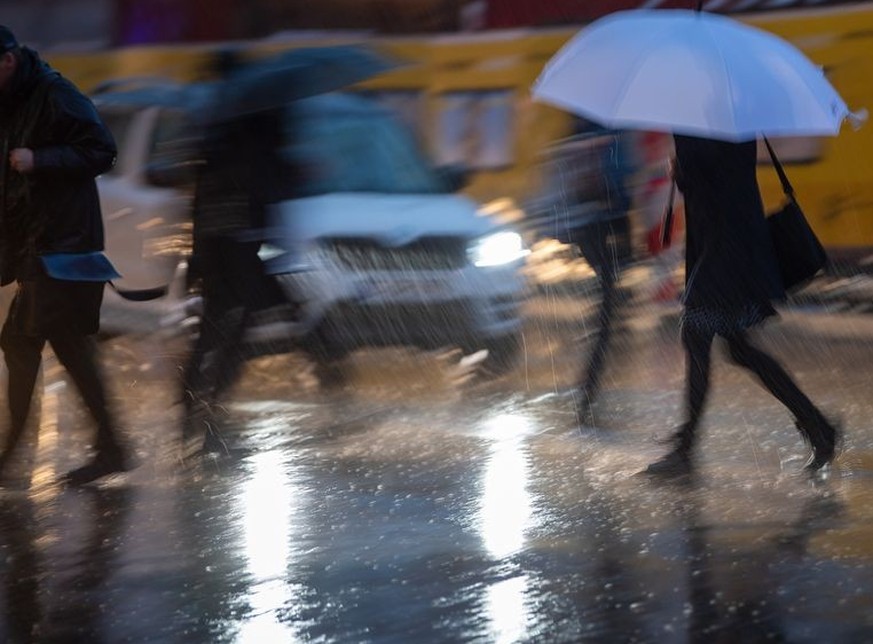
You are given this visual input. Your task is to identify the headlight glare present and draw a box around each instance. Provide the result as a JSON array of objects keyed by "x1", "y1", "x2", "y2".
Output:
[{"x1": 468, "y1": 231, "x2": 529, "y2": 267}]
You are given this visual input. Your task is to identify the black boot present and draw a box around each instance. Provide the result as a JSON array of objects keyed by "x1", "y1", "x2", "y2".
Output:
[
  {"x1": 573, "y1": 388, "x2": 597, "y2": 426},
  {"x1": 795, "y1": 413, "x2": 841, "y2": 473},
  {"x1": 645, "y1": 423, "x2": 695, "y2": 478},
  {"x1": 62, "y1": 442, "x2": 134, "y2": 486},
  {"x1": 645, "y1": 447, "x2": 693, "y2": 478},
  {"x1": 201, "y1": 422, "x2": 229, "y2": 455}
]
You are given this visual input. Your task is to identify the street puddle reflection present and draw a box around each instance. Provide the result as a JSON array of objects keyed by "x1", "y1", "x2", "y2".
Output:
[
  {"x1": 486, "y1": 575, "x2": 530, "y2": 644},
  {"x1": 478, "y1": 414, "x2": 534, "y2": 558},
  {"x1": 236, "y1": 450, "x2": 299, "y2": 643},
  {"x1": 478, "y1": 414, "x2": 535, "y2": 642}
]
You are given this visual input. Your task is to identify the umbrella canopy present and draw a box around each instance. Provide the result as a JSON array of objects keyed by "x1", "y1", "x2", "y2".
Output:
[
  {"x1": 532, "y1": 9, "x2": 864, "y2": 141},
  {"x1": 215, "y1": 44, "x2": 401, "y2": 121}
]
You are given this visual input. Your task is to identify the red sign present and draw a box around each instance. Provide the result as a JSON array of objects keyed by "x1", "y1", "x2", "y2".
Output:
[{"x1": 485, "y1": 0, "x2": 869, "y2": 28}]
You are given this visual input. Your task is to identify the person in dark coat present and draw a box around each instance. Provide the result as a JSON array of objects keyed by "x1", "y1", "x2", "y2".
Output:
[
  {"x1": 0, "y1": 26, "x2": 132, "y2": 485},
  {"x1": 645, "y1": 134, "x2": 840, "y2": 477},
  {"x1": 180, "y1": 51, "x2": 297, "y2": 454}
]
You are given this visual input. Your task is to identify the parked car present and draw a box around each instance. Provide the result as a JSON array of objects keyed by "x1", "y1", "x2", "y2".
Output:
[{"x1": 92, "y1": 82, "x2": 529, "y2": 374}]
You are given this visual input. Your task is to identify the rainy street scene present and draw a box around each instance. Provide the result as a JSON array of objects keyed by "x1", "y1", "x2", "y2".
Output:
[{"x1": 3, "y1": 0, "x2": 873, "y2": 642}]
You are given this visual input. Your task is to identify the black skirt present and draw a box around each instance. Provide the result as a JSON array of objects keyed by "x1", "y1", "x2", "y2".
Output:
[{"x1": 681, "y1": 301, "x2": 776, "y2": 337}]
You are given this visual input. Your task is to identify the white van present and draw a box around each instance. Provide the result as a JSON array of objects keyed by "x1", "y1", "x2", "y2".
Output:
[{"x1": 93, "y1": 84, "x2": 529, "y2": 374}]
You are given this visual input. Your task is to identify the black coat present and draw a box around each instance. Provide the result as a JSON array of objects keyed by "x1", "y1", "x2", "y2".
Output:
[
  {"x1": 673, "y1": 135, "x2": 784, "y2": 311},
  {"x1": 0, "y1": 47, "x2": 117, "y2": 286}
]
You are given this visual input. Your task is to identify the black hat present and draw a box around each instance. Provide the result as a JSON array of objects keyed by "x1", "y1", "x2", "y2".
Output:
[{"x1": 0, "y1": 26, "x2": 19, "y2": 53}]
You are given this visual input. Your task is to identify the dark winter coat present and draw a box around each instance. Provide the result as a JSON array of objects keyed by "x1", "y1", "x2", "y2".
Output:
[
  {"x1": 673, "y1": 135, "x2": 784, "y2": 312},
  {"x1": 0, "y1": 47, "x2": 117, "y2": 287},
  {"x1": 0, "y1": 47, "x2": 116, "y2": 336},
  {"x1": 188, "y1": 107, "x2": 295, "y2": 311}
]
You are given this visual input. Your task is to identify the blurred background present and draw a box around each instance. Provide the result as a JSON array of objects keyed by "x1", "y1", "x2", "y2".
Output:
[
  {"x1": 5, "y1": 0, "x2": 872, "y2": 258},
  {"x1": 4, "y1": 0, "x2": 873, "y2": 327}
]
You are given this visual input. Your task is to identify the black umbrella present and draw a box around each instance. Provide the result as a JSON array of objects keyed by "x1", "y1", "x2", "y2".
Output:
[{"x1": 214, "y1": 44, "x2": 402, "y2": 121}]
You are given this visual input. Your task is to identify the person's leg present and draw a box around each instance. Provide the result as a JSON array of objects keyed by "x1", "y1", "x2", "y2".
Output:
[
  {"x1": 725, "y1": 330, "x2": 838, "y2": 469},
  {"x1": 576, "y1": 264, "x2": 619, "y2": 418},
  {"x1": 573, "y1": 220, "x2": 618, "y2": 419},
  {"x1": 49, "y1": 331, "x2": 133, "y2": 483},
  {"x1": 646, "y1": 319, "x2": 714, "y2": 475},
  {"x1": 183, "y1": 238, "x2": 263, "y2": 453},
  {"x1": 179, "y1": 293, "x2": 235, "y2": 453},
  {"x1": 0, "y1": 320, "x2": 45, "y2": 472},
  {"x1": 206, "y1": 305, "x2": 250, "y2": 404}
]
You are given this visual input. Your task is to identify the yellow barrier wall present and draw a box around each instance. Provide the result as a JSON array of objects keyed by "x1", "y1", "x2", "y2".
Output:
[{"x1": 45, "y1": 4, "x2": 873, "y2": 257}]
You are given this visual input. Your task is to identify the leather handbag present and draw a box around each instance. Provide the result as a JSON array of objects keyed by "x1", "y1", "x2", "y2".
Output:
[{"x1": 763, "y1": 137, "x2": 829, "y2": 292}]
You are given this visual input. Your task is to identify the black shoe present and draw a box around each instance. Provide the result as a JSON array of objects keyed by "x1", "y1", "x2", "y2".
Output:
[
  {"x1": 62, "y1": 448, "x2": 134, "y2": 486},
  {"x1": 796, "y1": 415, "x2": 842, "y2": 473},
  {"x1": 201, "y1": 424, "x2": 229, "y2": 455},
  {"x1": 803, "y1": 447, "x2": 835, "y2": 473},
  {"x1": 573, "y1": 385, "x2": 596, "y2": 426},
  {"x1": 644, "y1": 448, "x2": 693, "y2": 478}
]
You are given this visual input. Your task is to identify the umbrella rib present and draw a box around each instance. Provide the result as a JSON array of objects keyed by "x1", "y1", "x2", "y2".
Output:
[
  {"x1": 608, "y1": 27, "x2": 672, "y2": 132},
  {"x1": 704, "y1": 19, "x2": 741, "y2": 138}
]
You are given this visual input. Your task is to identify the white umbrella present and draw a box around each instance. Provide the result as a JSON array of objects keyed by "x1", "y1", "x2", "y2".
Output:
[{"x1": 532, "y1": 9, "x2": 865, "y2": 141}]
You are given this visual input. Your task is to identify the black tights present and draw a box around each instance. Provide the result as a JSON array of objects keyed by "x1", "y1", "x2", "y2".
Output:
[{"x1": 676, "y1": 322, "x2": 826, "y2": 452}]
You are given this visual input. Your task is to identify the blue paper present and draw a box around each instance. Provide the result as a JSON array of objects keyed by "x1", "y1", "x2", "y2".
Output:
[{"x1": 40, "y1": 252, "x2": 122, "y2": 282}]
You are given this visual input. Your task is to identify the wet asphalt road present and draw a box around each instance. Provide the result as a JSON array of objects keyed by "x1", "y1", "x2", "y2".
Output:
[{"x1": 2, "y1": 288, "x2": 873, "y2": 643}]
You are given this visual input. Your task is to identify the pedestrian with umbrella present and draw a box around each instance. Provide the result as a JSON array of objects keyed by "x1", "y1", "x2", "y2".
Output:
[
  {"x1": 181, "y1": 45, "x2": 399, "y2": 454},
  {"x1": 533, "y1": 7, "x2": 865, "y2": 477}
]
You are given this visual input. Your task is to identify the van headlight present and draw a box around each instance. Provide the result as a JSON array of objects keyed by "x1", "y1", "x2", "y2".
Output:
[{"x1": 468, "y1": 231, "x2": 529, "y2": 267}]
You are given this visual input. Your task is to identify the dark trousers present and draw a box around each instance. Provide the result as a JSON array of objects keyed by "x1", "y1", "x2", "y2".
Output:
[
  {"x1": 0, "y1": 317, "x2": 120, "y2": 466},
  {"x1": 676, "y1": 322, "x2": 834, "y2": 452},
  {"x1": 571, "y1": 217, "x2": 631, "y2": 406},
  {"x1": 182, "y1": 236, "x2": 285, "y2": 420}
]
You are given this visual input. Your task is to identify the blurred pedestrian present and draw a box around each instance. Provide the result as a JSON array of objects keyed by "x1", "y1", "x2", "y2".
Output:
[
  {"x1": 645, "y1": 134, "x2": 840, "y2": 478},
  {"x1": 636, "y1": 131, "x2": 682, "y2": 304},
  {"x1": 552, "y1": 128, "x2": 634, "y2": 424},
  {"x1": 180, "y1": 51, "x2": 298, "y2": 454},
  {"x1": 0, "y1": 26, "x2": 133, "y2": 485}
]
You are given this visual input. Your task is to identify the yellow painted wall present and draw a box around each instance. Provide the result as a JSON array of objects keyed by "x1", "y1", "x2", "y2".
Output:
[{"x1": 748, "y1": 6, "x2": 873, "y2": 257}]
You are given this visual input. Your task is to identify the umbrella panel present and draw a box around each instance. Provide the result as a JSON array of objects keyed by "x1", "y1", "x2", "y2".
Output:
[{"x1": 532, "y1": 10, "x2": 852, "y2": 141}]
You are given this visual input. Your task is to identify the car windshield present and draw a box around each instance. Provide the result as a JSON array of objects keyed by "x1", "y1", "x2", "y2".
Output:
[{"x1": 289, "y1": 94, "x2": 448, "y2": 196}]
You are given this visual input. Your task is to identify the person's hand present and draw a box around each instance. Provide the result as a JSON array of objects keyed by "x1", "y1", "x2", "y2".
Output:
[{"x1": 9, "y1": 148, "x2": 35, "y2": 174}]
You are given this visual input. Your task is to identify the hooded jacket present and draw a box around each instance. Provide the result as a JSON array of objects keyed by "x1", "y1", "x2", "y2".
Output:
[{"x1": 0, "y1": 47, "x2": 116, "y2": 286}]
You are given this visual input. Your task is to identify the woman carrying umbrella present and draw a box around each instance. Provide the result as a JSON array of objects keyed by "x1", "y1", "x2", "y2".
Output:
[
  {"x1": 644, "y1": 134, "x2": 840, "y2": 477},
  {"x1": 532, "y1": 8, "x2": 861, "y2": 477}
]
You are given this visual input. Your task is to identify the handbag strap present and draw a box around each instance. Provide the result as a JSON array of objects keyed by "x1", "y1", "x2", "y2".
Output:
[
  {"x1": 660, "y1": 179, "x2": 676, "y2": 247},
  {"x1": 762, "y1": 136, "x2": 795, "y2": 200}
]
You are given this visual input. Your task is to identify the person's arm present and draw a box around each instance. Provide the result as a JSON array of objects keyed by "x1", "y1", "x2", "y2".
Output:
[{"x1": 30, "y1": 78, "x2": 117, "y2": 177}]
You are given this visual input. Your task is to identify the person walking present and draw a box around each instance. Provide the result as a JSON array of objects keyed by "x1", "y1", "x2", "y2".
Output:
[
  {"x1": 0, "y1": 26, "x2": 133, "y2": 485},
  {"x1": 181, "y1": 52, "x2": 298, "y2": 454},
  {"x1": 645, "y1": 134, "x2": 840, "y2": 478},
  {"x1": 546, "y1": 127, "x2": 634, "y2": 424}
]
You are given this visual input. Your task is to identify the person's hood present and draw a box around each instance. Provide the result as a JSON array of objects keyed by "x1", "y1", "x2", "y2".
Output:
[{"x1": 0, "y1": 47, "x2": 57, "y2": 107}]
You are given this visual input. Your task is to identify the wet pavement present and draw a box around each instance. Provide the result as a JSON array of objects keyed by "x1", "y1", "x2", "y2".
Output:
[{"x1": 3, "y1": 288, "x2": 873, "y2": 642}]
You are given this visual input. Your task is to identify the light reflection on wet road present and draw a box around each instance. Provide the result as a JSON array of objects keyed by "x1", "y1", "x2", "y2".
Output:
[{"x1": 3, "y1": 296, "x2": 873, "y2": 642}]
